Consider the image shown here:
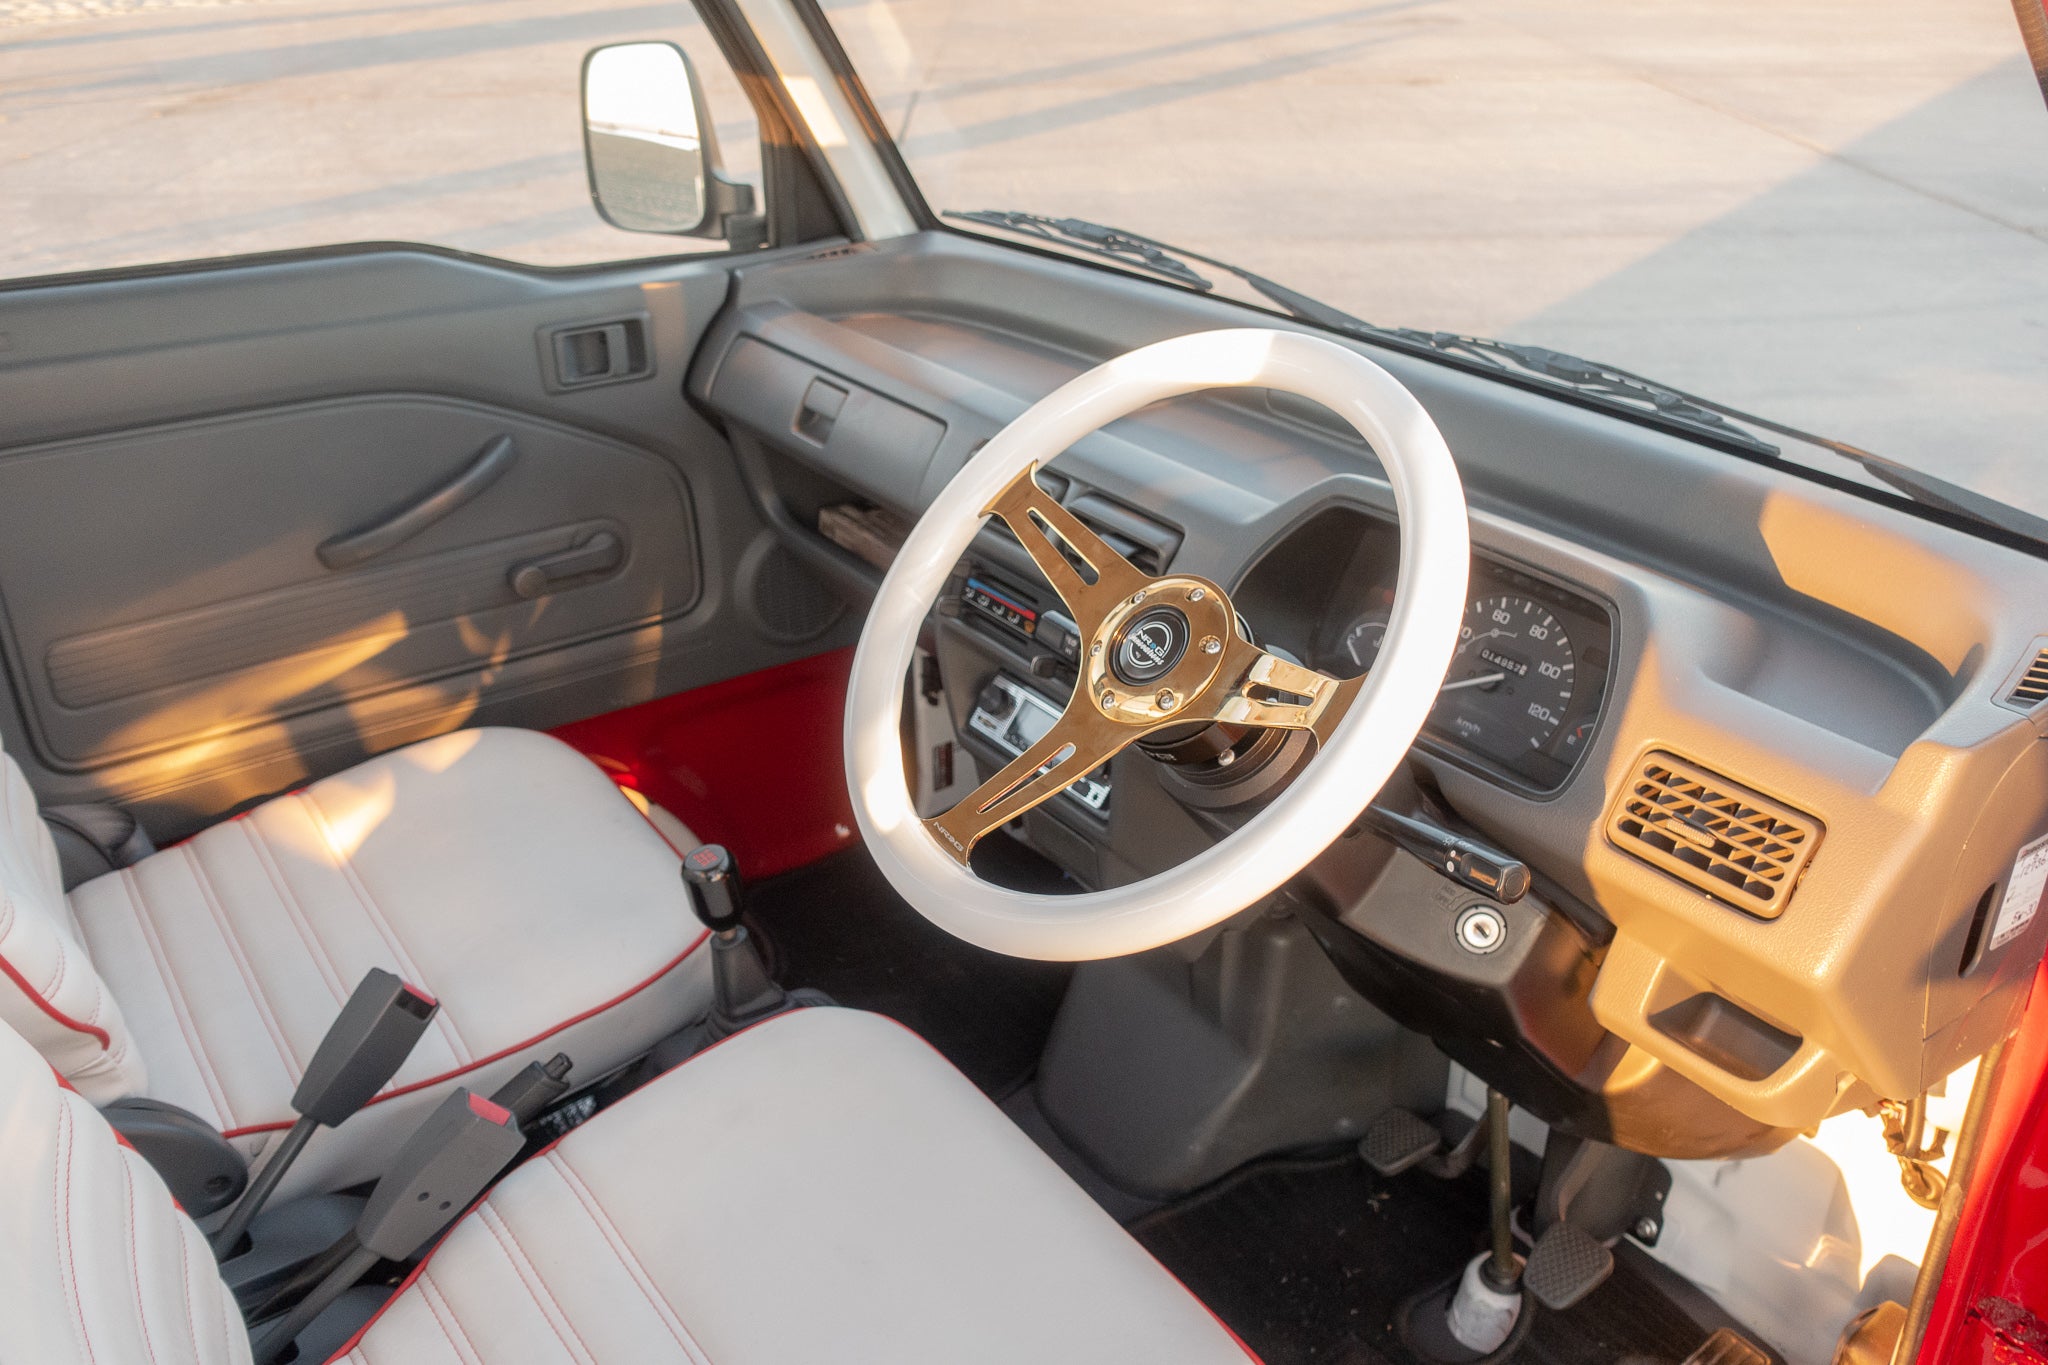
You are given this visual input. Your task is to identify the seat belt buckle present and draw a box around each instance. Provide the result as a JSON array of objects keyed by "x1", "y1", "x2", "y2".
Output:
[
  {"x1": 355, "y1": 1088, "x2": 527, "y2": 1260},
  {"x1": 291, "y1": 969, "x2": 439, "y2": 1126},
  {"x1": 214, "y1": 968, "x2": 440, "y2": 1260},
  {"x1": 250, "y1": 1088, "x2": 527, "y2": 1365}
]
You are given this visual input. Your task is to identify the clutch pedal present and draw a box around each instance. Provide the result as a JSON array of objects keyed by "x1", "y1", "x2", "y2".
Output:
[{"x1": 1359, "y1": 1108, "x2": 1443, "y2": 1177}]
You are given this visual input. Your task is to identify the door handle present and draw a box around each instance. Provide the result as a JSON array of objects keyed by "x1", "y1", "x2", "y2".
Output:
[
  {"x1": 508, "y1": 530, "x2": 624, "y2": 599},
  {"x1": 317, "y1": 435, "x2": 517, "y2": 571}
]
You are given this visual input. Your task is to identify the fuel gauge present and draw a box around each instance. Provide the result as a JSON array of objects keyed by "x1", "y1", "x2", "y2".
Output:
[{"x1": 1334, "y1": 609, "x2": 1391, "y2": 675}]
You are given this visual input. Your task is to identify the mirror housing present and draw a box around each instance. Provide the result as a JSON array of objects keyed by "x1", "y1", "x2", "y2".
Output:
[{"x1": 581, "y1": 41, "x2": 762, "y2": 247}]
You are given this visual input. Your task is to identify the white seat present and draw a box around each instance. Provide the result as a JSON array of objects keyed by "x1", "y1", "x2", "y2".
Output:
[
  {"x1": 0, "y1": 1005, "x2": 1259, "y2": 1365},
  {"x1": 1, "y1": 727, "x2": 712, "y2": 1198}
]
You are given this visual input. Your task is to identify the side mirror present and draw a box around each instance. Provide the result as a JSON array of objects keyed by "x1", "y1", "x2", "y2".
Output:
[{"x1": 581, "y1": 41, "x2": 761, "y2": 245}]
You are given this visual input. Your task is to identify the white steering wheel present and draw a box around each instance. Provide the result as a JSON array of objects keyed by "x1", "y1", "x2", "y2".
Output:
[{"x1": 845, "y1": 328, "x2": 1470, "y2": 960}]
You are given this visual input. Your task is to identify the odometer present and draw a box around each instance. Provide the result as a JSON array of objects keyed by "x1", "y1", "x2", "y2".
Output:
[{"x1": 1435, "y1": 595, "x2": 1575, "y2": 762}]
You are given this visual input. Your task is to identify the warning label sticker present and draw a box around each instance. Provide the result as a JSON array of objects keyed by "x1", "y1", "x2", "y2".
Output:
[{"x1": 1990, "y1": 831, "x2": 2048, "y2": 955}]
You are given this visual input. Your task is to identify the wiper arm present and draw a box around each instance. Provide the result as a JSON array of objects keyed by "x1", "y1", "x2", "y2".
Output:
[
  {"x1": 949, "y1": 209, "x2": 1764, "y2": 452},
  {"x1": 948, "y1": 209, "x2": 2048, "y2": 551},
  {"x1": 1435, "y1": 338, "x2": 2048, "y2": 545},
  {"x1": 945, "y1": 211, "x2": 1213, "y2": 290},
  {"x1": 1401, "y1": 335, "x2": 1780, "y2": 456},
  {"x1": 948, "y1": 209, "x2": 1387, "y2": 338}
]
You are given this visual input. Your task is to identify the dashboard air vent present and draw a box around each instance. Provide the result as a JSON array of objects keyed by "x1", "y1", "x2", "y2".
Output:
[
  {"x1": 2007, "y1": 647, "x2": 2048, "y2": 709},
  {"x1": 1606, "y1": 752, "x2": 1820, "y2": 920},
  {"x1": 1067, "y1": 493, "x2": 1181, "y2": 575}
]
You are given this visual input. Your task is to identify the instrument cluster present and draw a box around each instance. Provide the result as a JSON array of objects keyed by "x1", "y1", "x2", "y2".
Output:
[
  {"x1": 1239, "y1": 505, "x2": 1615, "y2": 795},
  {"x1": 1320, "y1": 556, "x2": 1613, "y2": 793}
]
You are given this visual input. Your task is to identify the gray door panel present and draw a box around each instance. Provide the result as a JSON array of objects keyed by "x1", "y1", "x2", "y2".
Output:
[
  {"x1": 5, "y1": 395, "x2": 697, "y2": 767},
  {"x1": 0, "y1": 246, "x2": 856, "y2": 830}
]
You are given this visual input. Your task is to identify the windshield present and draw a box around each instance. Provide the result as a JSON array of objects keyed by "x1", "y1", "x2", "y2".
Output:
[{"x1": 827, "y1": 1, "x2": 2048, "y2": 526}]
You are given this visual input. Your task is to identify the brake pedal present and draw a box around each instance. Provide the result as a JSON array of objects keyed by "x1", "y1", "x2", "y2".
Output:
[
  {"x1": 1359, "y1": 1108, "x2": 1442, "y2": 1177},
  {"x1": 1523, "y1": 1221, "x2": 1613, "y2": 1310}
]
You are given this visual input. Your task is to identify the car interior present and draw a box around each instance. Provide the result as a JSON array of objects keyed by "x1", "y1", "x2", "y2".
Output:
[{"x1": 2, "y1": 6, "x2": 2046, "y2": 1365}]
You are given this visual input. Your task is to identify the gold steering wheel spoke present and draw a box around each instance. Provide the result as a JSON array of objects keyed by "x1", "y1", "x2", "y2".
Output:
[
  {"x1": 924, "y1": 705, "x2": 1135, "y2": 863},
  {"x1": 1202, "y1": 638, "x2": 1356, "y2": 735},
  {"x1": 936, "y1": 465, "x2": 1364, "y2": 865},
  {"x1": 983, "y1": 463, "x2": 1155, "y2": 635}
]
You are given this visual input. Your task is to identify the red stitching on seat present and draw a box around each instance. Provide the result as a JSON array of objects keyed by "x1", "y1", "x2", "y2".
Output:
[
  {"x1": 117, "y1": 867, "x2": 235, "y2": 1128},
  {"x1": 0, "y1": 945, "x2": 111, "y2": 1049},
  {"x1": 54, "y1": 1102, "x2": 102, "y2": 1365},
  {"x1": 293, "y1": 789, "x2": 474, "y2": 1066},
  {"x1": 418, "y1": 1271, "x2": 485, "y2": 1365},
  {"x1": 220, "y1": 934, "x2": 708, "y2": 1138},
  {"x1": 546, "y1": 1152, "x2": 712, "y2": 1362},
  {"x1": 174, "y1": 1201, "x2": 204, "y2": 1365},
  {"x1": 120, "y1": 1158, "x2": 164, "y2": 1364},
  {"x1": 317, "y1": 1014, "x2": 798, "y2": 1364},
  {"x1": 183, "y1": 842, "x2": 303, "y2": 1077},
  {"x1": 239, "y1": 817, "x2": 349, "y2": 1008},
  {"x1": 479, "y1": 1203, "x2": 598, "y2": 1364},
  {"x1": 324, "y1": 1009, "x2": 1261, "y2": 1364}
]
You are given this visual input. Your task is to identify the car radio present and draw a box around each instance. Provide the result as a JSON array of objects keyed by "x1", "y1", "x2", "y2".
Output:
[{"x1": 965, "y1": 674, "x2": 1111, "y2": 815}]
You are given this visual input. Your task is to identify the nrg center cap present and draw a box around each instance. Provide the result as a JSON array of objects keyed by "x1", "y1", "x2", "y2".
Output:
[{"x1": 1110, "y1": 605, "x2": 1191, "y2": 686}]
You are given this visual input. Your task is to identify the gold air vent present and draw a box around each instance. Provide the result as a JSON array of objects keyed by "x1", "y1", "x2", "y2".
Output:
[
  {"x1": 2006, "y1": 647, "x2": 2048, "y2": 709},
  {"x1": 1606, "y1": 752, "x2": 1820, "y2": 920}
]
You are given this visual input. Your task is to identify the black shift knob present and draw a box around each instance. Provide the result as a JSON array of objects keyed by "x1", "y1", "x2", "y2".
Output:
[{"x1": 682, "y1": 844, "x2": 744, "y2": 933}]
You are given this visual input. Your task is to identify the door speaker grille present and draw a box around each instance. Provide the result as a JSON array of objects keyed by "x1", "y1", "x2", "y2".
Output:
[
  {"x1": 741, "y1": 539, "x2": 844, "y2": 644},
  {"x1": 1606, "y1": 752, "x2": 1820, "y2": 919}
]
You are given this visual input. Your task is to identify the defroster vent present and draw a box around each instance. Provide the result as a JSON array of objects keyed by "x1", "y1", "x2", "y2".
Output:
[{"x1": 1606, "y1": 752, "x2": 1820, "y2": 920}]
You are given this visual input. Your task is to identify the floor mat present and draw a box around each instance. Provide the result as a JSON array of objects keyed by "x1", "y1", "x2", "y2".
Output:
[
  {"x1": 1131, "y1": 1149, "x2": 1731, "y2": 1365},
  {"x1": 746, "y1": 840, "x2": 1073, "y2": 1098}
]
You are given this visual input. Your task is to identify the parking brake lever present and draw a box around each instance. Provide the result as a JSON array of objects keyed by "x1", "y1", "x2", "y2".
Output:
[{"x1": 1360, "y1": 802, "x2": 1531, "y2": 904}]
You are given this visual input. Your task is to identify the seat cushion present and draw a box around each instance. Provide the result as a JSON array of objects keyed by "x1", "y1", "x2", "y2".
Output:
[
  {"x1": 336, "y1": 1006, "x2": 1256, "y2": 1365},
  {"x1": 67, "y1": 727, "x2": 711, "y2": 1198},
  {"x1": 0, "y1": 1022, "x2": 252, "y2": 1365}
]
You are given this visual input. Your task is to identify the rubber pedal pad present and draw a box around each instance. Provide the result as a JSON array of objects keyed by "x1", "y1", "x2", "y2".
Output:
[
  {"x1": 1357, "y1": 1108, "x2": 1442, "y2": 1177},
  {"x1": 1523, "y1": 1221, "x2": 1615, "y2": 1311}
]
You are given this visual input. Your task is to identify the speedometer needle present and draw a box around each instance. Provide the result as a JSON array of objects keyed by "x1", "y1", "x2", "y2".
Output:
[{"x1": 1441, "y1": 672, "x2": 1506, "y2": 693}]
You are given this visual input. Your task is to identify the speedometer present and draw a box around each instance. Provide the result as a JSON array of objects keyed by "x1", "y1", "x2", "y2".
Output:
[
  {"x1": 1436, "y1": 595, "x2": 1575, "y2": 760},
  {"x1": 1333, "y1": 593, "x2": 1576, "y2": 767}
]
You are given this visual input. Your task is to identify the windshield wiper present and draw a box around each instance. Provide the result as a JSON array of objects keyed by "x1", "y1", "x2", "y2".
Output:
[
  {"x1": 947, "y1": 209, "x2": 1771, "y2": 455},
  {"x1": 946, "y1": 210, "x2": 1213, "y2": 290},
  {"x1": 946, "y1": 209, "x2": 2048, "y2": 551}
]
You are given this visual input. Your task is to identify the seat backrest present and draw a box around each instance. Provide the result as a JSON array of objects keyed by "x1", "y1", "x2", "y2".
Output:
[
  {"x1": 0, "y1": 1017, "x2": 252, "y2": 1364},
  {"x1": 0, "y1": 746, "x2": 145, "y2": 1101}
]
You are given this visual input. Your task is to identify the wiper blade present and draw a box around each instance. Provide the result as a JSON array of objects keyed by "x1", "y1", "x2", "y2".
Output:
[
  {"x1": 949, "y1": 209, "x2": 1378, "y2": 338},
  {"x1": 944, "y1": 211, "x2": 1213, "y2": 290},
  {"x1": 1431, "y1": 337, "x2": 2048, "y2": 546},
  {"x1": 948, "y1": 208, "x2": 2048, "y2": 550},
  {"x1": 1399, "y1": 334, "x2": 1780, "y2": 456},
  {"x1": 949, "y1": 210, "x2": 1763, "y2": 451}
]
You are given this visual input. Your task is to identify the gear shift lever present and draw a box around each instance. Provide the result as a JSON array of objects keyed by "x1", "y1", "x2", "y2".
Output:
[{"x1": 682, "y1": 844, "x2": 788, "y2": 1037}]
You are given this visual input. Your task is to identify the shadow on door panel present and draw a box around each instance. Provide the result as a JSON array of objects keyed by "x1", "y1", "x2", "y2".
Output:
[{"x1": 0, "y1": 395, "x2": 697, "y2": 769}]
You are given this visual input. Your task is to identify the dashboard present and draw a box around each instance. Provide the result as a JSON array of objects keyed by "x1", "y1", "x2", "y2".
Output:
[{"x1": 691, "y1": 229, "x2": 2048, "y2": 1156}]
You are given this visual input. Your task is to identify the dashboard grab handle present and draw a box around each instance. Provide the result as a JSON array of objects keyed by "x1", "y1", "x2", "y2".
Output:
[{"x1": 1589, "y1": 934, "x2": 1845, "y2": 1131}]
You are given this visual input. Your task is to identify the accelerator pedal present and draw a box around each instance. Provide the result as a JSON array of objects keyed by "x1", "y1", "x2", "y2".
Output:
[
  {"x1": 1523, "y1": 1221, "x2": 1613, "y2": 1311},
  {"x1": 1359, "y1": 1108, "x2": 1443, "y2": 1177},
  {"x1": 1684, "y1": 1327, "x2": 1773, "y2": 1365}
]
